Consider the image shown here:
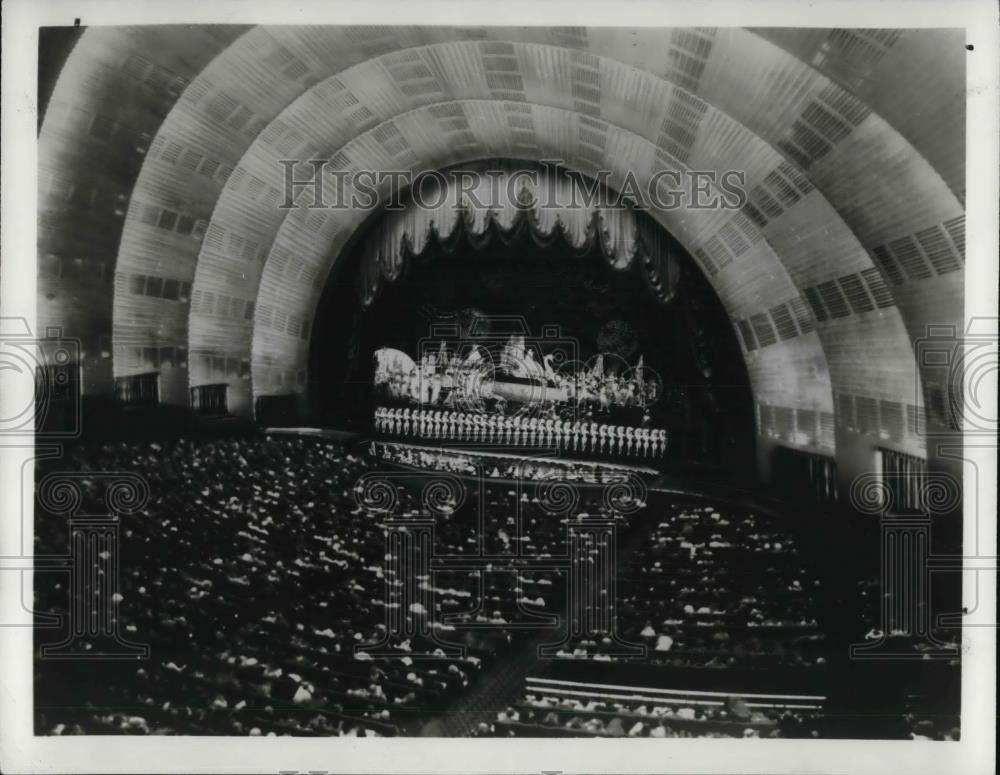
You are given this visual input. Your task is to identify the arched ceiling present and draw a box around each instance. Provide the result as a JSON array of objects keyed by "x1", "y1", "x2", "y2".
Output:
[
  {"x1": 253, "y1": 108, "x2": 837, "y2": 428},
  {"x1": 39, "y1": 25, "x2": 967, "y2": 457},
  {"x1": 750, "y1": 27, "x2": 966, "y2": 203}
]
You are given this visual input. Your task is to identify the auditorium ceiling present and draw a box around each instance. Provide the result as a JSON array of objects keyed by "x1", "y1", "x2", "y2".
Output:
[{"x1": 38, "y1": 26, "x2": 966, "y2": 457}]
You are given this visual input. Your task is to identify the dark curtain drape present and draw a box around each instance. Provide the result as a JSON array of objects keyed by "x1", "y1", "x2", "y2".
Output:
[
  {"x1": 190, "y1": 383, "x2": 228, "y2": 415},
  {"x1": 114, "y1": 372, "x2": 159, "y2": 406},
  {"x1": 773, "y1": 446, "x2": 838, "y2": 504},
  {"x1": 878, "y1": 447, "x2": 927, "y2": 512},
  {"x1": 254, "y1": 394, "x2": 299, "y2": 427}
]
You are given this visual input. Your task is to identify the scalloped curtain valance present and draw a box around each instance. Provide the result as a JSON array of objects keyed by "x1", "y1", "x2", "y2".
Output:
[{"x1": 356, "y1": 165, "x2": 680, "y2": 307}]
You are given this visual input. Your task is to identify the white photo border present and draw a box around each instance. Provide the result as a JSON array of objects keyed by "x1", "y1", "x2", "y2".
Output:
[{"x1": 2, "y1": 1, "x2": 996, "y2": 773}]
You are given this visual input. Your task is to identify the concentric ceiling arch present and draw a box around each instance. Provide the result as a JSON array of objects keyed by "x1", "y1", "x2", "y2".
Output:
[{"x1": 38, "y1": 24, "x2": 967, "y2": 465}]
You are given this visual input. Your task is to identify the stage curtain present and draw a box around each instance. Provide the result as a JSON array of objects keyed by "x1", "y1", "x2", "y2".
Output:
[
  {"x1": 356, "y1": 166, "x2": 681, "y2": 308},
  {"x1": 637, "y1": 219, "x2": 680, "y2": 303},
  {"x1": 597, "y1": 206, "x2": 639, "y2": 270},
  {"x1": 533, "y1": 173, "x2": 597, "y2": 250},
  {"x1": 190, "y1": 383, "x2": 228, "y2": 415},
  {"x1": 772, "y1": 446, "x2": 839, "y2": 504},
  {"x1": 358, "y1": 232, "x2": 382, "y2": 307},
  {"x1": 114, "y1": 372, "x2": 160, "y2": 406},
  {"x1": 877, "y1": 447, "x2": 928, "y2": 512},
  {"x1": 374, "y1": 216, "x2": 406, "y2": 282}
]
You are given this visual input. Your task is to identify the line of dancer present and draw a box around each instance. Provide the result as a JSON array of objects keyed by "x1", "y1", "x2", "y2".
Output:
[{"x1": 373, "y1": 407, "x2": 668, "y2": 458}]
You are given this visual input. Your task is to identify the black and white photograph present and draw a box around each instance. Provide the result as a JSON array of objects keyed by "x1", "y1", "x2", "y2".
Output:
[{"x1": 1, "y1": 1, "x2": 996, "y2": 773}]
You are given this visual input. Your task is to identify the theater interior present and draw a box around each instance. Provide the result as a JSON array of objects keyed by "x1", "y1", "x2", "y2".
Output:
[{"x1": 31, "y1": 26, "x2": 968, "y2": 739}]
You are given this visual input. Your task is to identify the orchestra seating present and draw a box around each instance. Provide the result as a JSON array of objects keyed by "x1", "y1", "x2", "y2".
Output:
[
  {"x1": 476, "y1": 676, "x2": 825, "y2": 738},
  {"x1": 600, "y1": 501, "x2": 829, "y2": 669},
  {"x1": 34, "y1": 435, "x2": 487, "y2": 736},
  {"x1": 33, "y1": 434, "x2": 949, "y2": 738}
]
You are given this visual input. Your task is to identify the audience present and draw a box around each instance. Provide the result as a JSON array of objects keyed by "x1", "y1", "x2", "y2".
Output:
[
  {"x1": 552, "y1": 502, "x2": 828, "y2": 668},
  {"x1": 32, "y1": 434, "x2": 952, "y2": 739},
  {"x1": 34, "y1": 436, "x2": 482, "y2": 736},
  {"x1": 475, "y1": 690, "x2": 822, "y2": 738}
]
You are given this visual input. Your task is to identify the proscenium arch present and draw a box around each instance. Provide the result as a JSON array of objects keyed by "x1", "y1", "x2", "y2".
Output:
[
  {"x1": 304, "y1": 163, "x2": 756, "y2": 455},
  {"x1": 248, "y1": 111, "x2": 837, "y2": 439},
  {"x1": 162, "y1": 41, "x2": 936, "y2": 454},
  {"x1": 244, "y1": 97, "x2": 917, "y2": 458},
  {"x1": 101, "y1": 31, "x2": 960, "y2": 430},
  {"x1": 36, "y1": 26, "x2": 967, "y2": 487},
  {"x1": 197, "y1": 38, "x2": 952, "y2": 448}
]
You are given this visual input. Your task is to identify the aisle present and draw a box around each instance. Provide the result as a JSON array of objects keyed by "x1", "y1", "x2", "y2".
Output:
[
  {"x1": 418, "y1": 507, "x2": 654, "y2": 737},
  {"x1": 418, "y1": 633, "x2": 551, "y2": 737}
]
